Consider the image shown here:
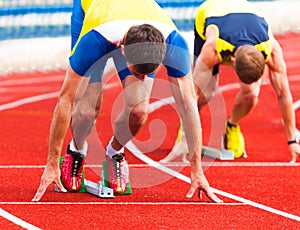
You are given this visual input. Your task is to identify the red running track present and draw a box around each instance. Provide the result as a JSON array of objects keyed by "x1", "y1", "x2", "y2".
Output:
[{"x1": 0, "y1": 33, "x2": 300, "y2": 229}]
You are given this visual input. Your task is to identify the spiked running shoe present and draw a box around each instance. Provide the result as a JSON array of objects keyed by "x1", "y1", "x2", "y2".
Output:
[
  {"x1": 224, "y1": 121, "x2": 245, "y2": 158},
  {"x1": 106, "y1": 153, "x2": 129, "y2": 195},
  {"x1": 61, "y1": 145, "x2": 85, "y2": 191}
]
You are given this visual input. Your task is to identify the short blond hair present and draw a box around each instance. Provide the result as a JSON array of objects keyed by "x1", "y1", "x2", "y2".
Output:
[{"x1": 234, "y1": 45, "x2": 265, "y2": 84}]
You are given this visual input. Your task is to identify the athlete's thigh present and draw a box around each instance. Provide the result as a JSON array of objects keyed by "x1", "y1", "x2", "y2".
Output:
[
  {"x1": 82, "y1": 82, "x2": 103, "y2": 105},
  {"x1": 73, "y1": 81, "x2": 103, "y2": 118}
]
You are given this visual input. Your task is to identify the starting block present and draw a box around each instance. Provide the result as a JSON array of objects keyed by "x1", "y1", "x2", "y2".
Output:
[
  {"x1": 85, "y1": 178, "x2": 114, "y2": 198},
  {"x1": 220, "y1": 134, "x2": 248, "y2": 159},
  {"x1": 202, "y1": 145, "x2": 234, "y2": 160},
  {"x1": 201, "y1": 135, "x2": 235, "y2": 160}
]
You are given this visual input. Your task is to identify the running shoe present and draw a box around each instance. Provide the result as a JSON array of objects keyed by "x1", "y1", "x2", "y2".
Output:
[
  {"x1": 61, "y1": 145, "x2": 85, "y2": 191},
  {"x1": 224, "y1": 121, "x2": 245, "y2": 158},
  {"x1": 106, "y1": 153, "x2": 129, "y2": 194}
]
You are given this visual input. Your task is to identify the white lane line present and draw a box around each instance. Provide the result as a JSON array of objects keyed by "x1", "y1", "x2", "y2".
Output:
[
  {"x1": 0, "y1": 208, "x2": 41, "y2": 230},
  {"x1": 1, "y1": 162, "x2": 300, "y2": 169},
  {"x1": 148, "y1": 96, "x2": 174, "y2": 113},
  {"x1": 126, "y1": 141, "x2": 300, "y2": 222},
  {"x1": 293, "y1": 100, "x2": 300, "y2": 110},
  {"x1": 0, "y1": 75, "x2": 64, "y2": 86},
  {"x1": 0, "y1": 82, "x2": 118, "y2": 112},
  {"x1": 0, "y1": 92, "x2": 59, "y2": 111},
  {"x1": 0, "y1": 74, "x2": 299, "y2": 227},
  {"x1": 0, "y1": 80, "x2": 118, "y2": 229},
  {"x1": 0, "y1": 202, "x2": 245, "y2": 206},
  {"x1": 1, "y1": 77, "x2": 299, "y2": 113}
]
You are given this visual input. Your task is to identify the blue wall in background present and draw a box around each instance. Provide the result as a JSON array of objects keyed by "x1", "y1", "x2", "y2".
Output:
[{"x1": 0, "y1": 0, "x2": 275, "y2": 40}]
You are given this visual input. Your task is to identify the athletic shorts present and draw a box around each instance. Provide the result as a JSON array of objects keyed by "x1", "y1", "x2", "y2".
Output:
[{"x1": 69, "y1": 29, "x2": 191, "y2": 83}]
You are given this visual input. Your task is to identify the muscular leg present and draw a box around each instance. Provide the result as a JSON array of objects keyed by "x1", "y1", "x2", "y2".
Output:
[
  {"x1": 110, "y1": 75, "x2": 154, "y2": 151},
  {"x1": 229, "y1": 79, "x2": 262, "y2": 125},
  {"x1": 71, "y1": 81, "x2": 103, "y2": 150}
]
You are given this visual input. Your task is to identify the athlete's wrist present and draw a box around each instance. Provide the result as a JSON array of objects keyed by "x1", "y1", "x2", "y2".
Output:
[{"x1": 288, "y1": 137, "x2": 299, "y2": 145}]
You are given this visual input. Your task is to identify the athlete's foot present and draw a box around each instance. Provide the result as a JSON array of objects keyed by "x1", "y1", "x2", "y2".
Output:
[{"x1": 224, "y1": 120, "x2": 246, "y2": 158}]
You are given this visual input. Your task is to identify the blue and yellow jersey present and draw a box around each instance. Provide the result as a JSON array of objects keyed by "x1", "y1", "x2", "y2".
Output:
[
  {"x1": 81, "y1": 0, "x2": 94, "y2": 13},
  {"x1": 195, "y1": 0, "x2": 273, "y2": 64},
  {"x1": 71, "y1": 0, "x2": 94, "y2": 48},
  {"x1": 69, "y1": 0, "x2": 190, "y2": 81},
  {"x1": 73, "y1": 0, "x2": 176, "y2": 50}
]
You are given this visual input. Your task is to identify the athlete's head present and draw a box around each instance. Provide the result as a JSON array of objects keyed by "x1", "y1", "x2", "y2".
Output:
[
  {"x1": 122, "y1": 24, "x2": 166, "y2": 79},
  {"x1": 234, "y1": 45, "x2": 265, "y2": 84}
]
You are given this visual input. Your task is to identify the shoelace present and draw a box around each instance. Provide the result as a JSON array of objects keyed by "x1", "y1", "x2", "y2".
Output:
[
  {"x1": 112, "y1": 153, "x2": 125, "y2": 178},
  {"x1": 71, "y1": 152, "x2": 83, "y2": 177},
  {"x1": 65, "y1": 145, "x2": 84, "y2": 177}
]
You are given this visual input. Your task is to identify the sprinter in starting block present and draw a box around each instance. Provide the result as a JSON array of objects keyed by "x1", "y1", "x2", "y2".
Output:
[{"x1": 56, "y1": 156, "x2": 131, "y2": 197}]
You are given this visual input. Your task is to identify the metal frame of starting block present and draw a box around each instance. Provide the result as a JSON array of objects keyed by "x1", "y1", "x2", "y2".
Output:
[
  {"x1": 202, "y1": 145, "x2": 234, "y2": 160},
  {"x1": 85, "y1": 176, "x2": 114, "y2": 198},
  {"x1": 202, "y1": 135, "x2": 236, "y2": 160}
]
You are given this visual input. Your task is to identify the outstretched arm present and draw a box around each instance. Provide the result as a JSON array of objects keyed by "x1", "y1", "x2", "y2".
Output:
[
  {"x1": 193, "y1": 26, "x2": 220, "y2": 109},
  {"x1": 168, "y1": 74, "x2": 222, "y2": 203},
  {"x1": 32, "y1": 64, "x2": 83, "y2": 201},
  {"x1": 267, "y1": 37, "x2": 300, "y2": 162}
]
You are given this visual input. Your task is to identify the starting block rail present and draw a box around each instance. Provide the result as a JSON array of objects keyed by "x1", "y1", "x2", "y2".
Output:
[{"x1": 202, "y1": 145, "x2": 234, "y2": 160}]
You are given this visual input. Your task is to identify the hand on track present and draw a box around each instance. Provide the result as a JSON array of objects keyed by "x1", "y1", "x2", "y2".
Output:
[
  {"x1": 186, "y1": 170, "x2": 223, "y2": 203},
  {"x1": 32, "y1": 164, "x2": 66, "y2": 202}
]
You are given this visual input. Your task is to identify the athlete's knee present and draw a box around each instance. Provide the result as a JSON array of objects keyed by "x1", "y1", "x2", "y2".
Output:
[
  {"x1": 197, "y1": 93, "x2": 209, "y2": 110},
  {"x1": 94, "y1": 97, "x2": 103, "y2": 119},
  {"x1": 72, "y1": 104, "x2": 96, "y2": 124},
  {"x1": 196, "y1": 88, "x2": 215, "y2": 110},
  {"x1": 129, "y1": 101, "x2": 149, "y2": 126},
  {"x1": 241, "y1": 90, "x2": 259, "y2": 107},
  {"x1": 240, "y1": 81, "x2": 261, "y2": 107}
]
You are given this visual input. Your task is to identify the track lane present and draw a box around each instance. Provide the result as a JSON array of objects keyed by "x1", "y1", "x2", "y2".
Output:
[{"x1": 0, "y1": 33, "x2": 300, "y2": 229}]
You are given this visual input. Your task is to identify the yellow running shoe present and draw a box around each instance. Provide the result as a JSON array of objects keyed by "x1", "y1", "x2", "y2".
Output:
[{"x1": 224, "y1": 121, "x2": 245, "y2": 158}]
